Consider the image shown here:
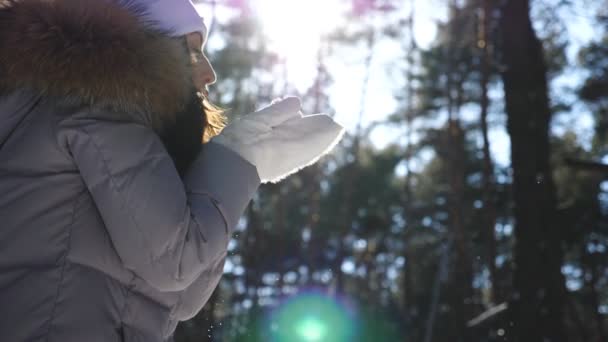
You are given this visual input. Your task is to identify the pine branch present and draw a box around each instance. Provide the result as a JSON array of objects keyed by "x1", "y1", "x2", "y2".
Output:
[{"x1": 564, "y1": 158, "x2": 608, "y2": 173}]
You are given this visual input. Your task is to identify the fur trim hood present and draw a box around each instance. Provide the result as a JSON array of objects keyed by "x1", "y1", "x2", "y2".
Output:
[{"x1": 0, "y1": 0, "x2": 195, "y2": 132}]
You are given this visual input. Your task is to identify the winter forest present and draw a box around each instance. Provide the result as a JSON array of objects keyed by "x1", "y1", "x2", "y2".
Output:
[{"x1": 175, "y1": 0, "x2": 608, "y2": 341}]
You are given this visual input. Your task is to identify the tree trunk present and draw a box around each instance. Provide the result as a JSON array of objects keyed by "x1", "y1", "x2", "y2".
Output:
[
  {"x1": 402, "y1": 0, "x2": 417, "y2": 326},
  {"x1": 443, "y1": 3, "x2": 474, "y2": 340},
  {"x1": 446, "y1": 119, "x2": 474, "y2": 342},
  {"x1": 478, "y1": 0, "x2": 499, "y2": 304},
  {"x1": 583, "y1": 245, "x2": 607, "y2": 342},
  {"x1": 499, "y1": 0, "x2": 567, "y2": 340}
]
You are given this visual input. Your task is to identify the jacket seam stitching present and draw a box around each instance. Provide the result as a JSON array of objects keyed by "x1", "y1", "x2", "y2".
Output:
[
  {"x1": 44, "y1": 190, "x2": 83, "y2": 341},
  {"x1": 118, "y1": 279, "x2": 136, "y2": 340},
  {"x1": 186, "y1": 190, "x2": 230, "y2": 234},
  {"x1": 0, "y1": 95, "x2": 41, "y2": 151},
  {"x1": 81, "y1": 124, "x2": 158, "y2": 265}
]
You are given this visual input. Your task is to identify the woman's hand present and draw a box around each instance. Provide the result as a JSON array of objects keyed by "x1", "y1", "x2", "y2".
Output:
[{"x1": 212, "y1": 97, "x2": 345, "y2": 183}]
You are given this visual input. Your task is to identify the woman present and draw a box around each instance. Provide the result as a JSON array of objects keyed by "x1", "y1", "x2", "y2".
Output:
[{"x1": 0, "y1": 0, "x2": 344, "y2": 341}]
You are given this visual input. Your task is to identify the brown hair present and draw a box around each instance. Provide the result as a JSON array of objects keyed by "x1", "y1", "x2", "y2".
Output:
[{"x1": 180, "y1": 36, "x2": 227, "y2": 143}]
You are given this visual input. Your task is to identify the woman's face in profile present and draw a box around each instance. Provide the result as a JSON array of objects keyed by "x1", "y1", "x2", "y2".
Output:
[{"x1": 185, "y1": 30, "x2": 216, "y2": 97}]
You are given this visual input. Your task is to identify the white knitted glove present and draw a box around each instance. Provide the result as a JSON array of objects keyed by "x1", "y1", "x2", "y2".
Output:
[{"x1": 212, "y1": 97, "x2": 345, "y2": 183}]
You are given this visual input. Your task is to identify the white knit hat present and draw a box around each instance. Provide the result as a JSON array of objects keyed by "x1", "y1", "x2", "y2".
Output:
[{"x1": 140, "y1": 0, "x2": 206, "y2": 38}]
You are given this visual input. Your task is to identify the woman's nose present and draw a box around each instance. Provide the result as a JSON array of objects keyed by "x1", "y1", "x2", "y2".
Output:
[
  {"x1": 193, "y1": 57, "x2": 216, "y2": 92},
  {"x1": 201, "y1": 57, "x2": 217, "y2": 86}
]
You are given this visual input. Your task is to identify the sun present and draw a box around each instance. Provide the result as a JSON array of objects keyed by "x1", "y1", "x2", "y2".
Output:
[
  {"x1": 253, "y1": 0, "x2": 345, "y2": 55},
  {"x1": 253, "y1": 0, "x2": 346, "y2": 88}
]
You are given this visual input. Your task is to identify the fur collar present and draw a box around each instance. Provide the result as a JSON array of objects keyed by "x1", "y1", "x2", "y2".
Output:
[
  {"x1": 0, "y1": 0, "x2": 194, "y2": 133},
  {"x1": 0, "y1": 0, "x2": 218, "y2": 176}
]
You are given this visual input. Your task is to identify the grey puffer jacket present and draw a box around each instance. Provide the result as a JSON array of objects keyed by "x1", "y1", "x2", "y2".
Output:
[{"x1": 0, "y1": 1, "x2": 260, "y2": 341}]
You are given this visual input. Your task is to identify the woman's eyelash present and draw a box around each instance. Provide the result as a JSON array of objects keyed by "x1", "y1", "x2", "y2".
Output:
[{"x1": 190, "y1": 50, "x2": 204, "y2": 60}]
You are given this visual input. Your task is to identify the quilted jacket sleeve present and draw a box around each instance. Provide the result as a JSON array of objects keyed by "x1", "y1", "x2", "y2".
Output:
[{"x1": 59, "y1": 110, "x2": 260, "y2": 292}]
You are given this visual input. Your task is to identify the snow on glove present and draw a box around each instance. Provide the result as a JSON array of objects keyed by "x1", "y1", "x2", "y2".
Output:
[{"x1": 211, "y1": 97, "x2": 345, "y2": 183}]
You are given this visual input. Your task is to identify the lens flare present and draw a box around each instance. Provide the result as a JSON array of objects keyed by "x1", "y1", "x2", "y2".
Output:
[
  {"x1": 296, "y1": 317, "x2": 326, "y2": 341},
  {"x1": 267, "y1": 292, "x2": 355, "y2": 342}
]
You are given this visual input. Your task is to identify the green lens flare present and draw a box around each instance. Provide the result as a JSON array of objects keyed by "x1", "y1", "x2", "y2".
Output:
[
  {"x1": 269, "y1": 293, "x2": 354, "y2": 342},
  {"x1": 296, "y1": 317, "x2": 326, "y2": 341}
]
